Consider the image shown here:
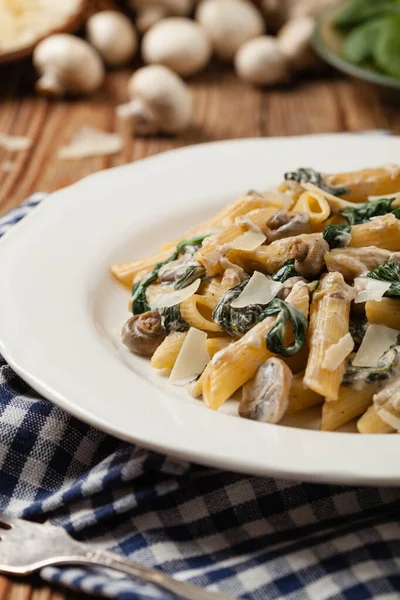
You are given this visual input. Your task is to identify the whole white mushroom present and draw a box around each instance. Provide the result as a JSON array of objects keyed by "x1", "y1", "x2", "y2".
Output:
[
  {"x1": 196, "y1": 0, "x2": 264, "y2": 61},
  {"x1": 33, "y1": 34, "x2": 105, "y2": 97},
  {"x1": 116, "y1": 65, "x2": 192, "y2": 135},
  {"x1": 235, "y1": 36, "x2": 289, "y2": 86},
  {"x1": 86, "y1": 11, "x2": 138, "y2": 66},
  {"x1": 142, "y1": 17, "x2": 211, "y2": 76},
  {"x1": 277, "y1": 17, "x2": 318, "y2": 71}
]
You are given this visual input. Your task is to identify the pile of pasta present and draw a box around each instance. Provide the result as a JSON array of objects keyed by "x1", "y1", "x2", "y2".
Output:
[{"x1": 112, "y1": 164, "x2": 400, "y2": 434}]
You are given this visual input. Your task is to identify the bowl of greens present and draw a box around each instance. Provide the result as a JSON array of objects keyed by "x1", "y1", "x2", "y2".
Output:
[{"x1": 314, "y1": 0, "x2": 400, "y2": 97}]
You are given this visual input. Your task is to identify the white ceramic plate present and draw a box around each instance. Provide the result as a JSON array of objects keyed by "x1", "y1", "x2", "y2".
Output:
[{"x1": 0, "y1": 134, "x2": 399, "y2": 486}]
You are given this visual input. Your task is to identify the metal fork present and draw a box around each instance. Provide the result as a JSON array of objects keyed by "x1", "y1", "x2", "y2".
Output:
[{"x1": 0, "y1": 514, "x2": 233, "y2": 600}]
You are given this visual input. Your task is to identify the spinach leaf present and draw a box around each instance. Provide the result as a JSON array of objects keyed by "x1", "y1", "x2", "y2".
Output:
[
  {"x1": 131, "y1": 234, "x2": 209, "y2": 314},
  {"x1": 367, "y1": 261, "x2": 400, "y2": 296},
  {"x1": 343, "y1": 17, "x2": 389, "y2": 65},
  {"x1": 322, "y1": 224, "x2": 352, "y2": 249},
  {"x1": 212, "y1": 280, "x2": 265, "y2": 338},
  {"x1": 159, "y1": 305, "x2": 189, "y2": 333},
  {"x1": 342, "y1": 348, "x2": 398, "y2": 387},
  {"x1": 272, "y1": 259, "x2": 298, "y2": 282},
  {"x1": 342, "y1": 197, "x2": 395, "y2": 225},
  {"x1": 374, "y1": 15, "x2": 400, "y2": 79},
  {"x1": 284, "y1": 168, "x2": 350, "y2": 197},
  {"x1": 349, "y1": 317, "x2": 368, "y2": 350},
  {"x1": 335, "y1": 0, "x2": 400, "y2": 29},
  {"x1": 259, "y1": 298, "x2": 307, "y2": 357}
]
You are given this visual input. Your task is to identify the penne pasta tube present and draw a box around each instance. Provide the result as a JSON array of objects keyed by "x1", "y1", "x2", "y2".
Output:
[
  {"x1": 325, "y1": 246, "x2": 396, "y2": 280},
  {"x1": 226, "y1": 233, "x2": 321, "y2": 275},
  {"x1": 161, "y1": 192, "x2": 274, "y2": 252},
  {"x1": 202, "y1": 281, "x2": 310, "y2": 410},
  {"x1": 206, "y1": 336, "x2": 233, "y2": 358},
  {"x1": 365, "y1": 298, "x2": 400, "y2": 330},
  {"x1": 321, "y1": 383, "x2": 378, "y2": 431},
  {"x1": 195, "y1": 207, "x2": 276, "y2": 276},
  {"x1": 304, "y1": 272, "x2": 355, "y2": 401},
  {"x1": 203, "y1": 277, "x2": 231, "y2": 306},
  {"x1": 151, "y1": 331, "x2": 187, "y2": 371},
  {"x1": 286, "y1": 372, "x2": 323, "y2": 414},
  {"x1": 349, "y1": 214, "x2": 400, "y2": 251},
  {"x1": 180, "y1": 295, "x2": 223, "y2": 332},
  {"x1": 325, "y1": 165, "x2": 400, "y2": 203},
  {"x1": 292, "y1": 190, "x2": 330, "y2": 227},
  {"x1": 357, "y1": 405, "x2": 396, "y2": 434}
]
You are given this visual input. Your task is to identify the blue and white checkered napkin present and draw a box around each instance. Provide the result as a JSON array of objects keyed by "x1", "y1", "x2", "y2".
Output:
[{"x1": 1, "y1": 196, "x2": 400, "y2": 600}]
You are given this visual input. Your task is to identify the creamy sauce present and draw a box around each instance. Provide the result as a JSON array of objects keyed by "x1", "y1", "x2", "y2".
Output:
[
  {"x1": 235, "y1": 214, "x2": 263, "y2": 234},
  {"x1": 219, "y1": 257, "x2": 246, "y2": 280},
  {"x1": 246, "y1": 332, "x2": 264, "y2": 348}
]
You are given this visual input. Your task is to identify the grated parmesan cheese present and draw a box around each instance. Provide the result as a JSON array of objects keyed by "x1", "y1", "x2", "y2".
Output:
[
  {"x1": 322, "y1": 332, "x2": 354, "y2": 372},
  {"x1": 354, "y1": 277, "x2": 392, "y2": 304},
  {"x1": 231, "y1": 271, "x2": 282, "y2": 309},
  {"x1": 169, "y1": 327, "x2": 209, "y2": 385},
  {"x1": 58, "y1": 126, "x2": 123, "y2": 159},
  {"x1": 352, "y1": 324, "x2": 399, "y2": 368},
  {"x1": 150, "y1": 278, "x2": 201, "y2": 310}
]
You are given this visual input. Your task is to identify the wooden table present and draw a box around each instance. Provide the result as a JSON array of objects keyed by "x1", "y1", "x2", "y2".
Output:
[{"x1": 0, "y1": 60, "x2": 399, "y2": 599}]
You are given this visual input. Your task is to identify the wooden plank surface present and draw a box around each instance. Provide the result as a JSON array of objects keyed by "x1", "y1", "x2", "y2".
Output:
[{"x1": 0, "y1": 59, "x2": 399, "y2": 599}]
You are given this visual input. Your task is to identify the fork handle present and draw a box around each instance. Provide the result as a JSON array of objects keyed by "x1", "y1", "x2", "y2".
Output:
[{"x1": 68, "y1": 550, "x2": 233, "y2": 600}]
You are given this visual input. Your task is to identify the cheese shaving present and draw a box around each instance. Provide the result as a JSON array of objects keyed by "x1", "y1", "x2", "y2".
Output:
[
  {"x1": 170, "y1": 327, "x2": 209, "y2": 385},
  {"x1": 0, "y1": 133, "x2": 32, "y2": 152},
  {"x1": 322, "y1": 332, "x2": 354, "y2": 372},
  {"x1": 58, "y1": 126, "x2": 123, "y2": 160},
  {"x1": 228, "y1": 230, "x2": 266, "y2": 252},
  {"x1": 352, "y1": 324, "x2": 399, "y2": 368},
  {"x1": 262, "y1": 190, "x2": 294, "y2": 210},
  {"x1": 354, "y1": 277, "x2": 392, "y2": 304},
  {"x1": 376, "y1": 408, "x2": 400, "y2": 432},
  {"x1": 150, "y1": 278, "x2": 201, "y2": 310},
  {"x1": 231, "y1": 271, "x2": 282, "y2": 309}
]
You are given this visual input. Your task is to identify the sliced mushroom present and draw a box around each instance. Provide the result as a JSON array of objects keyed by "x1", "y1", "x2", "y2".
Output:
[
  {"x1": 122, "y1": 311, "x2": 166, "y2": 357},
  {"x1": 289, "y1": 237, "x2": 329, "y2": 278},
  {"x1": 265, "y1": 210, "x2": 311, "y2": 243},
  {"x1": 276, "y1": 276, "x2": 306, "y2": 300},
  {"x1": 239, "y1": 357, "x2": 292, "y2": 423}
]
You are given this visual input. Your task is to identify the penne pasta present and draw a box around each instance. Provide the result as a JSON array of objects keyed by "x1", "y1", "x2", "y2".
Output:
[
  {"x1": 195, "y1": 206, "x2": 276, "y2": 276},
  {"x1": 203, "y1": 277, "x2": 230, "y2": 307},
  {"x1": 151, "y1": 331, "x2": 187, "y2": 371},
  {"x1": 292, "y1": 190, "x2": 330, "y2": 228},
  {"x1": 304, "y1": 272, "x2": 355, "y2": 401},
  {"x1": 286, "y1": 372, "x2": 323, "y2": 414},
  {"x1": 202, "y1": 281, "x2": 310, "y2": 410},
  {"x1": 365, "y1": 298, "x2": 400, "y2": 330},
  {"x1": 180, "y1": 295, "x2": 223, "y2": 332},
  {"x1": 349, "y1": 214, "x2": 400, "y2": 251},
  {"x1": 325, "y1": 165, "x2": 400, "y2": 203},
  {"x1": 357, "y1": 405, "x2": 396, "y2": 434},
  {"x1": 321, "y1": 383, "x2": 378, "y2": 431},
  {"x1": 325, "y1": 246, "x2": 396, "y2": 280},
  {"x1": 206, "y1": 336, "x2": 233, "y2": 358}
]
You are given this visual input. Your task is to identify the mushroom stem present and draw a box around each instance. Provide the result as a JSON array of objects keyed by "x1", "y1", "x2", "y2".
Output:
[
  {"x1": 117, "y1": 99, "x2": 157, "y2": 135},
  {"x1": 35, "y1": 70, "x2": 64, "y2": 97}
]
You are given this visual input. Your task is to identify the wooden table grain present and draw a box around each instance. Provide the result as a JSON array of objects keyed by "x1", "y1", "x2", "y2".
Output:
[{"x1": 0, "y1": 59, "x2": 399, "y2": 599}]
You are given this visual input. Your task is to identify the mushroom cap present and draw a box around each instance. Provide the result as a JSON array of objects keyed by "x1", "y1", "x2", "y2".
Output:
[
  {"x1": 126, "y1": 65, "x2": 192, "y2": 133},
  {"x1": 142, "y1": 17, "x2": 212, "y2": 76},
  {"x1": 234, "y1": 35, "x2": 289, "y2": 86},
  {"x1": 196, "y1": 0, "x2": 264, "y2": 61},
  {"x1": 0, "y1": 0, "x2": 87, "y2": 64},
  {"x1": 33, "y1": 34, "x2": 105, "y2": 95},
  {"x1": 86, "y1": 10, "x2": 138, "y2": 66},
  {"x1": 277, "y1": 16, "x2": 317, "y2": 71}
]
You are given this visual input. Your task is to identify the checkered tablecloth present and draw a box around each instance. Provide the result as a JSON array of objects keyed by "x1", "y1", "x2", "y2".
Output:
[{"x1": 1, "y1": 196, "x2": 400, "y2": 600}]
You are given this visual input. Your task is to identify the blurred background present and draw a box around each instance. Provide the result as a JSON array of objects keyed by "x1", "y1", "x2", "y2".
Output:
[{"x1": 1, "y1": 0, "x2": 400, "y2": 215}]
